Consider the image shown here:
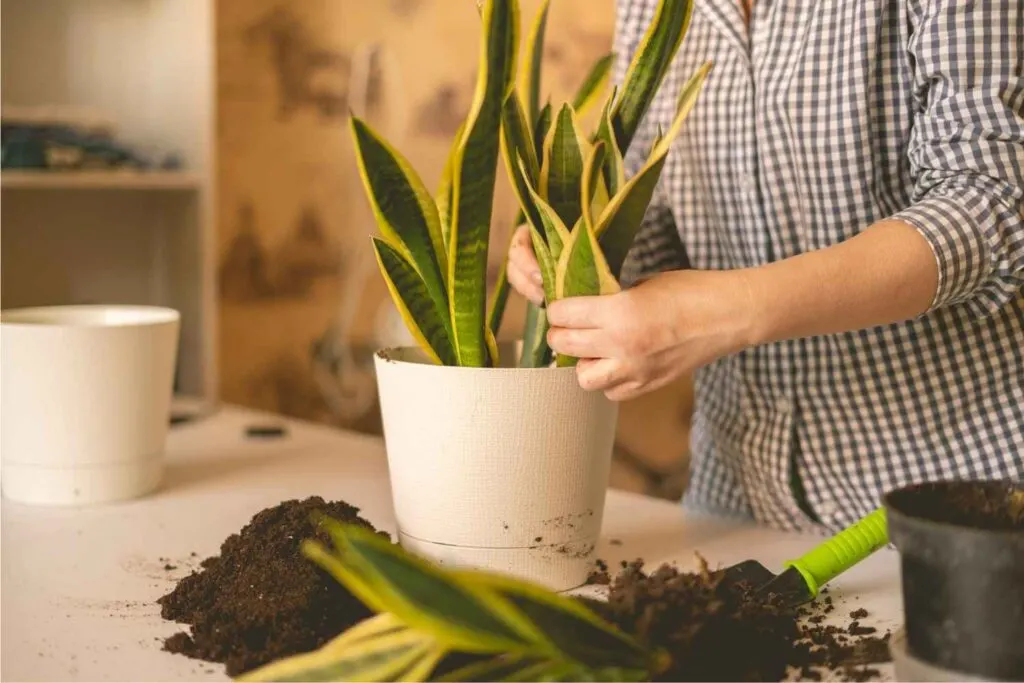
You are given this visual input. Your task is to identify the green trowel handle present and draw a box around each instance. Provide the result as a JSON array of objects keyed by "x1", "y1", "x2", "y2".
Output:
[{"x1": 784, "y1": 507, "x2": 889, "y2": 598}]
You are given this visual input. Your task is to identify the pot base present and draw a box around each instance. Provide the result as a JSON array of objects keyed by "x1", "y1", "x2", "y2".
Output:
[
  {"x1": 398, "y1": 531, "x2": 595, "y2": 593},
  {"x1": 890, "y1": 628, "x2": 996, "y2": 682},
  {"x1": 2, "y1": 456, "x2": 163, "y2": 506}
]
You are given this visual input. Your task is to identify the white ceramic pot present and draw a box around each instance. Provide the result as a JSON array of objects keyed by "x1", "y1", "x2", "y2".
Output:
[
  {"x1": 374, "y1": 345, "x2": 618, "y2": 592},
  {"x1": 1, "y1": 305, "x2": 180, "y2": 506}
]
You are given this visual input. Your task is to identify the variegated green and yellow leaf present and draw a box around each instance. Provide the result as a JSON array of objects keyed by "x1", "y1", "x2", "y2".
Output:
[
  {"x1": 580, "y1": 140, "x2": 607, "y2": 233},
  {"x1": 320, "y1": 520, "x2": 539, "y2": 655},
  {"x1": 597, "y1": 62, "x2": 711, "y2": 277},
  {"x1": 400, "y1": 644, "x2": 449, "y2": 682},
  {"x1": 437, "y1": 655, "x2": 542, "y2": 682},
  {"x1": 448, "y1": 0, "x2": 519, "y2": 367},
  {"x1": 529, "y1": 227, "x2": 558, "y2": 304},
  {"x1": 519, "y1": 304, "x2": 553, "y2": 368},
  {"x1": 351, "y1": 118, "x2": 448, "y2": 315},
  {"x1": 501, "y1": 93, "x2": 546, "y2": 236},
  {"x1": 522, "y1": 0, "x2": 550, "y2": 126},
  {"x1": 302, "y1": 539, "x2": 393, "y2": 616},
  {"x1": 437, "y1": 120, "x2": 467, "y2": 250},
  {"x1": 455, "y1": 569, "x2": 649, "y2": 672},
  {"x1": 371, "y1": 237, "x2": 457, "y2": 366},
  {"x1": 486, "y1": 243, "x2": 512, "y2": 336},
  {"x1": 540, "y1": 104, "x2": 589, "y2": 229},
  {"x1": 533, "y1": 101, "x2": 553, "y2": 162},
  {"x1": 554, "y1": 219, "x2": 620, "y2": 301},
  {"x1": 236, "y1": 622, "x2": 431, "y2": 682},
  {"x1": 611, "y1": 0, "x2": 694, "y2": 152},
  {"x1": 570, "y1": 53, "x2": 614, "y2": 118},
  {"x1": 485, "y1": 325, "x2": 501, "y2": 368},
  {"x1": 521, "y1": 160, "x2": 571, "y2": 260},
  {"x1": 594, "y1": 87, "x2": 625, "y2": 197}
]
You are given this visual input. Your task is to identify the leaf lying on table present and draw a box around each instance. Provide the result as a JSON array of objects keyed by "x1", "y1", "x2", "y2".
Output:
[{"x1": 234, "y1": 519, "x2": 657, "y2": 682}]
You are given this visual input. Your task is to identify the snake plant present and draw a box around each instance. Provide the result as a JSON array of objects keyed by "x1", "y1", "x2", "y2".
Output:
[
  {"x1": 352, "y1": 0, "x2": 709, "y2": 369},
  {"x1": 238, "y1": 517, "x2": 671, "y2": 682}
]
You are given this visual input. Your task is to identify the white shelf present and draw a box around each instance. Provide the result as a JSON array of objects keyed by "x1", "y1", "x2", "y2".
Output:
[{"x1": 1, "y1": 169, "x2": 201, "y2": 191}]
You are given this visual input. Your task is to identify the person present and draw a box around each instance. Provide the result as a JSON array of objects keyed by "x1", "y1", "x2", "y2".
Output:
[{"x1": 506, "y1": 0, "x2": 1024, "y2": 532}]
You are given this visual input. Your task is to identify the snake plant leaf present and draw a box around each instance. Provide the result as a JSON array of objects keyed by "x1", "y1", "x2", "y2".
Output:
[
  {"x1": 436, "y1": 655, "x2": 544, "y2": 682},
  {"x1": 580, "y1": 141, "x2": 608, "y2": 233},
  {"x1": 541, "y1": 104, "x2": 589, "y2": 229},
  {"x1": 485, "y1": 325, "x2": 501, "y2": 367},
  {"x1": 596, "y1": 62, "x2": 711, "y2": 277},
  {"x1": 351, "y1": 117, "x2": 449, "y2": 314},
  {"x1": 401, "y1": 645, "x2": 449, "y2": 682},
  {"x1": 529, "y1": 224, "x2": 558, "y2": 304},
  {"x1": 486, "y1": 248, "x2": 512, "y2": 336},
  {"x1": 533, "y1": 100, "x2": 553, "y2": 162},
  {"x1": 519, "y1": 304, "x2": 552, "y2": 368},
  {"x1": 447, "y1": 0, "x2": 519, "y2": 367},
  {"x1": 456, "y1": 570, "x2": 650, "y2": 672},
  {"x1": 521, "y1": 159, "x2": 571, "y2": 261},
  {"x1": 554, "y1": 218, "x2": 618, "y2": 300},
  {"x1": 611, "y1": 0, "x2": 694, "y2": 153},
  {"x1": 570, "y1": 53, "x2": 614, "y2": 118},
  {"x1": 501, "y1": 93, "x2": 545, "y2": 235},
  {"x1": 437, "y1": 120, "x2": 467, "y2": 250},
  {"x1": 522, "y1": 0, "x2": 550, "y2": 126},
  {"x1": 236, "y1": 620, "x2": 431, "y2": 682},
  {"x1": 371, "y1": 238, "x2": 457, "y2": 366},
  {"x1": 594, "y1": 87, "x2": 625, "y2": 197},
  {"x1": 303, "y1": 537, "x2": 394, "y2": 616},
  {"x1": 321, "y1": 521, "x2": 540, "y2": 655},
  {"x1": 553, "y1": 221, "x2": 619, "y2": 369}
]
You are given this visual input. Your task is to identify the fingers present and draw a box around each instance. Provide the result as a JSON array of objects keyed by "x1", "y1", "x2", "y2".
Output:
[
  {"x1": 547, "y1": 326, "x2": 616, "y2": 359},
  {"x1": 575, "y1": 357, "x2": 625, "y2": 393},
  {"x1": 547, "y1": 294, "x2": 617, "y2": 329},
  {"x1": 507, "y1": 225, "x2": 544, "y2": 305}
]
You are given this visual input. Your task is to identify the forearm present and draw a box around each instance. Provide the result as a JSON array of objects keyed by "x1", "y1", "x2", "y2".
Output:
[{"x1": 741, "y1": 219, "x2": 939, "y2": 346}]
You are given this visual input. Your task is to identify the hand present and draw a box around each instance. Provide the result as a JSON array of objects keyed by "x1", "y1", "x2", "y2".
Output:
[
  {"x1": 506, "y1": 224, "x2": 545, "y2": 306},
  {"x1": 546, "y1": 269, "x2": 757, "y2": 401}
]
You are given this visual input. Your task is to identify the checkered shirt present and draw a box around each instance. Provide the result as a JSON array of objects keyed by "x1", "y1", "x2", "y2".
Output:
[{"x1": 614, "y1": 0, "x2": 1024, "y2": 532}]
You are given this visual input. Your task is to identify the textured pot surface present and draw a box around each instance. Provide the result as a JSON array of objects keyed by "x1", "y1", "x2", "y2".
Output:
[
  {"x1": 374, "y1": 346, "x2": 618, "y2": 591},
  {"x1": 884, "y1": 480, "x2": 1024, "y2": 681}
]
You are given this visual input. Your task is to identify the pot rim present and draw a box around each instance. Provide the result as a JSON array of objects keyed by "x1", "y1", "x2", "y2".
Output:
[
  {"x1": 375, "y1": 345, "x2": 576, "y2": 373},
  {"x1": 883, "y1": 479, "x2": 1024, "y2": 538}
]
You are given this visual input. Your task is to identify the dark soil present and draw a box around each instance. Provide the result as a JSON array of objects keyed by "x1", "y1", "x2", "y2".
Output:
[
  {"x1": 888, "y1": 481, "x2": 1024, "y2": 531},
  {"x1": 586, "y1": 558, "x2": 892, "y2": 682},
  {"x1": 158, "y1": 497, "x2": 386, "y2": 676}
]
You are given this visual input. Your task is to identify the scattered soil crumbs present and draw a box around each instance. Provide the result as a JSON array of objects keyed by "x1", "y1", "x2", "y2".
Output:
[
  {"x1": 158, "y1": 497, "x2": 386, "y2": 676},
  {"x1": 585, "y1": 559, "x2": 892, "y2": 682}
]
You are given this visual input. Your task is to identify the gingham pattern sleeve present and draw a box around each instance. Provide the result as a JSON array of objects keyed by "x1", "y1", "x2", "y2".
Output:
[
  {"x1": 613, "y1": 0, "x2": 689, "y2": 288},
  {"x1": 891, "y1": 0, "x2": 1024, "y2": 316}
]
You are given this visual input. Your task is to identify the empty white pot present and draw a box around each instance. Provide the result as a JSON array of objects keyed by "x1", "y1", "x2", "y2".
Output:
[
  {"x1": 1, "y1": 305, "x2": 180, "y2": 505},
  {"x1": 374, "y1": 345, "x2": 618, "y2": 592}
]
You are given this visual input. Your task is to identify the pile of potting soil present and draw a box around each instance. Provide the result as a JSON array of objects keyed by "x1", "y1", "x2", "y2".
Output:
[
  {"x1": 586, "y1": 559, "x2": 892, "y2": 682},
  {"x1": 158, "y1": 497, "x2": 386, "y2": 676}
]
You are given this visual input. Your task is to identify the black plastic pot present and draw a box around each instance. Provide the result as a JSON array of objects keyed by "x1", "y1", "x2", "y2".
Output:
[{"x1": 884, "y1": 480, "x2": 1024, "y2": 681}]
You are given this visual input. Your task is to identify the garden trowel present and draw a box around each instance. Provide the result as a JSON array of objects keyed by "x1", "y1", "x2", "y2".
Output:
[{"x1": 720, "y1": 507, "x2": 888, "y2": 609}]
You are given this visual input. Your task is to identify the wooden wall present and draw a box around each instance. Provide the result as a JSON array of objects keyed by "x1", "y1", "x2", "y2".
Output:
[{"x1": 216, "y1": 0, "x2": 693, "y2": 496}]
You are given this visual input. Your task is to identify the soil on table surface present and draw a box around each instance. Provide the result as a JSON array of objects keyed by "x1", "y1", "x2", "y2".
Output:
[
  {"x1": 585, "y1": 558, "x2": 892, "y2": 682},
  {"x1": 890, "y1": 482, "x2": 1024, "y2": 531},
  {"x1": 159, "y1": 497, "x2": 890, "y2": 681},
  {"x1": 158, "y1": 497, "x2": 386, "y2": 676}
]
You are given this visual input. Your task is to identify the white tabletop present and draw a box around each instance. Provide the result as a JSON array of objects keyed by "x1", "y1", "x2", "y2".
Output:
[{"x1": 1, "y1": 406, "x2": 903, "y2": 682}]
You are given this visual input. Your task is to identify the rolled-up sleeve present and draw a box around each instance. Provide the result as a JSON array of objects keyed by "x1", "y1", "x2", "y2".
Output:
[
  {"x1": 891, "y1": 0, "x2": 1024, "y2": 316},
  {"x1": 612, "y1": 0, "x2": 688, "y2": 289}
]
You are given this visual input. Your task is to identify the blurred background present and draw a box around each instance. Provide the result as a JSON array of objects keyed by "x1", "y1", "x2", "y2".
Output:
[{"x1": 1, "y1": 0, "x2": 693, "y2": 499}]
